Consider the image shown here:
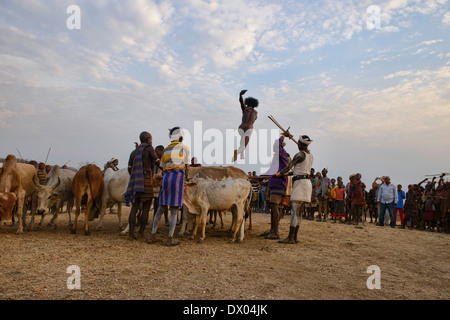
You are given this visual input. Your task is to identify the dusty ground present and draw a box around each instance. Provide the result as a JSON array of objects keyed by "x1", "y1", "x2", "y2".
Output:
[{"x1": 0, "y1": 207, "x2": 448, "y2": 300}]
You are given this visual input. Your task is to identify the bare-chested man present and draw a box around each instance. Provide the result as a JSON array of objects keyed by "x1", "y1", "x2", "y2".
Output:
[{"x1": 233, "y1": 90, "x2": 258, "y2": 162}]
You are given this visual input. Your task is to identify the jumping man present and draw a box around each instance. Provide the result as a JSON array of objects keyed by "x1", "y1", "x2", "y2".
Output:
[{"x1": 233, "y1": 90, "x2": 258, "y2": 162}]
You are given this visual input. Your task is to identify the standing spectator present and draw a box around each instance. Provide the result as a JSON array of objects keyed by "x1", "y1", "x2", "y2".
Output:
[
  {"x1": 422, "y1": 182, "x2": 436, "y2": 231},
  {"x1": 373, "y1": 177, "x2": 386, "y2": 225},
  {"x1": 345, "y1": 174, "x2": 355, "y2": 222},
  {"x1": 153, "y1": 145, "x2": 166, "y2": 225},
  {"x1": 33, "y1": 162, "x2": 48, "y2": 215},
  {"x1": 328, "y1": 178, "x2": 336, "y2": 217},
  {"x1": 395, "y1": 184, "x2": 406, "y2": 226},
  {"x1": 316, "y1": 168, "x2": 331, "y2": 222},
  {"x1": 332, "y1": 179, "x2": 346, "y2": 223},
  {"x1": 190, "y1": 157, "x2": 202, "y2": 167},
  {"x1": 250, "y1": 172, "x2": 260, "y2": 212},
  {"x1": 350, "y1": 173, "x2": 365, "y2": 225},
  {"x1": 422, "y1": 193, "x2": 435, "y2": 231},
  {"x1": 367, "y1": 184, "x2": 379, "y2": 224},
  {"x1": 125, "y1": 132, "x2": 161, "y2": 240},
  {"x1": 148, "y1": 127, "x2": 189, "y2": 246},
  {"x1": 37, "y1": 162, "x2": 47, "y2": 185},
  {"x1": 307, "y1": 168, "x2": 317, "y2": 220},
  {"x1": 259, "y1": 181, "x2": 268, "y2": 213},
  {"x1": 377, "y1": 176, "x2": 398, "y2": 228},
  {"x1": 402, "y1": 184, "x2": 416, "y2": 229},
  {"x1": 263, "y1": 135, "x2": 289, "y2": 239}
]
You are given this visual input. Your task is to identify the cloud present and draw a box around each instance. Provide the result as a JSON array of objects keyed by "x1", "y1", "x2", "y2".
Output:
[
  {"x1": 1, "y1": 0, "x2": 449, "y2": 185},
  {"x1": 259, "y1": 65, "x2": 450, "y2": 146},
  {"x1": 180, "y1": 0, "x2": 283, "y2": 69},
  {"x1": 416, "y1": 39, "x2": 444, "y2": 46},
  {"x1": 442, "y1": 11, "x2": 450, "y2": 25}
]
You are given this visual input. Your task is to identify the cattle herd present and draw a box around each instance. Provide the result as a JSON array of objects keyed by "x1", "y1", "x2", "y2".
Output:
[{"x1": 0, "y1": 154, "x2": 253, "y2": 243}]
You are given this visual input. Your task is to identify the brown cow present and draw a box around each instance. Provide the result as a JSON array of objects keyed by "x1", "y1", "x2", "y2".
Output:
[
  {"x1": 0, "y1": 192, "x2": 17, "y2": 226},
  {"x1": 71, "y1": 164, "x2": 104, "y2": 235},
  {"x1": 0, "y1": 155, "x2": 37, "y2": 234}
]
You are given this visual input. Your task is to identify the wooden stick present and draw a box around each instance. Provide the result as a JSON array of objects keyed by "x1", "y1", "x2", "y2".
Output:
[
  {"x1": 45, "y1": 147, "x2": 51, "y2": 165},
  {"x1": 268, "y1": 115, "x2": 299, "y2": 146},
  {"x1": 16, "y1": 148, "x2": 23, "y2": 159}
]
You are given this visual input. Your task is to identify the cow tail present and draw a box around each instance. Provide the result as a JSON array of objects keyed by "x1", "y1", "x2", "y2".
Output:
[
  {"x1": 85, "y1": 166, "x2": 101, "y2": 219},
  {"x1": 245, "y1": 189, "x2": 253, "y2": 219},
  {"x1": 85, "y1": 167, "x2": 97, "y2": 201}
]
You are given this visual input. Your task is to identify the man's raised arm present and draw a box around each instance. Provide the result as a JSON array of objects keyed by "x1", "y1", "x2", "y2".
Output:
[{"x1": 239, "y1": 90, "x2": 247, "y2": 112}]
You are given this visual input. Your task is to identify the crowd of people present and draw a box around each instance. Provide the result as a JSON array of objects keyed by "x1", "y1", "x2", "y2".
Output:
[
  {"x1": 249, "y1": 170, "x2": 450, "y2": 233},
  {"x1": 4, "y1": 87, "x2": 448, "y2": 244}
]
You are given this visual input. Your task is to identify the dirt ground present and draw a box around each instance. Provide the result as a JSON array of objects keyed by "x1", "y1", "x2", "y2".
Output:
[{"x1": 0, "y1": 207, "x2": 448, "y2": 300}]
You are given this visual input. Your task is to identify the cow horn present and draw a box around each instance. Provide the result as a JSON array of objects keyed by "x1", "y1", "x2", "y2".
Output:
[
  {"x1": 32, "y1": 174, "x2": 42, "y2": 187},
  {"x1": 52, "y1": 177, "x2": 61, "y2": 190}
]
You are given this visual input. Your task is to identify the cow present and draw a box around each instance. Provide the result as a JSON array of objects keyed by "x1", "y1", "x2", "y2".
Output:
[
  {"x1": 0, "y1": 155, "x2": 37, "y2": 234},
  {"x1": 183, "y1": 177, "x2": 252, "y2": 244},
  {"x1": 32, "y1": 165, "x2": 76, "y2": 230},
  {"x1": 185, "y1": 165, "x2": 249, "y2": 181},
  {"x1": 71, "y1": 164, "x2": 104, "y2": 235},
  {"x1": 179, "y1": 165, "x2": 252, "y2": 237},
  {"x1": 0, "y1": 192, "x2": 17, "y2": 227},
  {"x1": 96, "y1": 158, "x2": 129, "y2": 230}
]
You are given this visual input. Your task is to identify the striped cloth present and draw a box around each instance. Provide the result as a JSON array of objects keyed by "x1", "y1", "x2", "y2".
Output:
[
  {"x1": 270, "y1": 185, "x2": 286, "y2": 196},
  {"x1": 124, "y1": 143, "x2": 148, "y2": 206},
  {"x1": 139, "y1": 173, "x2": 154, "y2": 202},
  {"x1": 161, "y1": 141, "x2": 190, "y2": 172},
  {"x1": 159, "y1": 169, "x2": 185, "y2": 207}
]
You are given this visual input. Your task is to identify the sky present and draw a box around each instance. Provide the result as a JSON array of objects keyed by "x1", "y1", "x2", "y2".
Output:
[{"x1": 0, "y1": 0, "x2": 449, "y2": 188}]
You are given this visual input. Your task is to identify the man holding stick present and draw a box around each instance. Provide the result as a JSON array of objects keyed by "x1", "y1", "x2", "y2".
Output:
[{"x1": 272, "y1": 134, "x2": 314, "y2": 244}]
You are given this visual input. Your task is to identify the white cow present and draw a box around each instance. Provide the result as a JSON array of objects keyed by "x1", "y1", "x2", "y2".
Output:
[
  {"x1": 179, "y1": 165, "x2": 252, "y2": 237},
  {"x1": 32, "y1": 165, "x2": 75, "y2": 229},
  {"x1": 96, "y1": 159, "x2": 129, "y2": 230},
  {"x1": 183, "y1": 177, "x2": 252, "y2": 244}
]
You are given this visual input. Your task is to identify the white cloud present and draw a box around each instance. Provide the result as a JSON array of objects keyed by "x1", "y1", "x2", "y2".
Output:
[
  {"x1": 382, "y1": 25, "x2": 400, "y2": 32},
  {"x1": 1, "y1": 0, "x2": 449, "y2": 184},
  {"x1": 416, "y1": 39, "x2": 444, "y2": 46},
  {"x1": 181, "y1": 0, "x2": 283, "y2": 69},
  {"x1": 259, "y1": 65, "x2": 450, "y2": 147},
  {"x1": 442, "y1": 11, "x2": 450, "y2": 25}
]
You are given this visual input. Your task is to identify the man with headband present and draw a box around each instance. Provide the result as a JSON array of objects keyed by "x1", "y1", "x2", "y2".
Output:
[
  {"x1": 272, "y1": 135, "x2": 314, "y2": 244},
  {"x1": 148, "y1": 127, "x2": 190, "y2": 246}
]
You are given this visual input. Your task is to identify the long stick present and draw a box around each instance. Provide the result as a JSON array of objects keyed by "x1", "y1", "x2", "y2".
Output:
[
  {"x1": 16, "y1": 148, "x2": 23, "y2": 159},
  {"x1": 268, "y1": 115, "x2": 299, "y2": 146},
  {"x1": 425, "y1": 173, "x2": 449, "y2": 177},
  {"x1": 45, "y1": 147, "x2": 51, "y2": 165}
]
